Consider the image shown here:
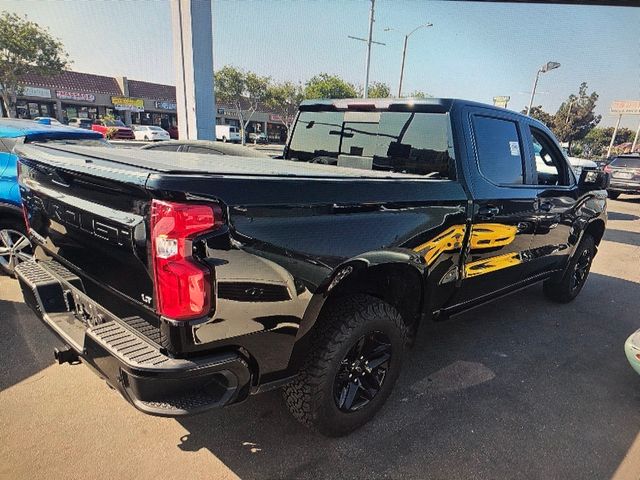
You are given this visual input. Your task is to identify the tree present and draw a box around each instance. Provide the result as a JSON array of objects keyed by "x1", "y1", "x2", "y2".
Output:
[
  {"x1": 214, "y1": 66, "x2": 270, "y2": 144},
  {"x1": 407, "y1": 90, "x2": 431, "y2": 99},
  {"x1": 523, "y1": 105, "x2": 555, "y2": 129},
  {"x1": 0, "y1": 12, "x2": 69, "y2": 117},
  {"x1": 368, "y1": 81, "x2": 390, "y2": 99},
  {"x1": 304, "y1": 73, "x2": 357, "y2": 100},
  {"x1": 552, "y1": 83, "x2": 601, "y2": 155},
  {"x1": 580, "y1": 127, "x2": 636, "y2": 158},
  {"x1": 265, "y1": 81, "x2": 304, "y2": 138}
]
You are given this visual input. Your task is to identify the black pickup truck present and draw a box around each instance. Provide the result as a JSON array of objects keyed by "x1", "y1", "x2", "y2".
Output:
[{"x1": 14, "y1": 99, "x2": 608, "y2": 436}]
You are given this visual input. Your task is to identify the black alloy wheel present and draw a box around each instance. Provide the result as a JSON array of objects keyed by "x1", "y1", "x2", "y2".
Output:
[
  {"x1": 571, "y1": 247, "x2": 592, "y2": 293},
  {"x1": 333, "y1": 331, "x2": 392, "y2": 412}
]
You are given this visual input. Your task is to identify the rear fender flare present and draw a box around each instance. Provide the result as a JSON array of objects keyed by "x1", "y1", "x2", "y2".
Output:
[{"x1": 288, "y1": 250, "x2": 427, "y2": 373}]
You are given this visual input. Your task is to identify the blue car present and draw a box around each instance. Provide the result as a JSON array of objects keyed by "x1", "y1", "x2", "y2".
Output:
[{"x1": 0, "y1": 118, "x2": 106, "y2": 275}]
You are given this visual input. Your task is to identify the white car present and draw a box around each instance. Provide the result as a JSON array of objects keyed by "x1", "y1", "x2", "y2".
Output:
[
  {"x1": 567, "y1": 156, "x2": 598, "y2": 180},
  {"x1": 132, "y1": 125, "x2": 170, "y2": 141}
]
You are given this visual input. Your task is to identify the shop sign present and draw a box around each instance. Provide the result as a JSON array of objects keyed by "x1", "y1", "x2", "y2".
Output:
[
  {"x1": 21, "y1": 86, "x2": 51, "y2": 98},
  {"x1": 57, "y1": 91, "x2": 96, "y2": 102},
  {"x1": 154, "y1": 100, "x2": 177, "y2": 110},
  {"x1": 493, "y1": 96, "x2": 510, "y2": 108},
  {"x1": 610, "y1": 100, "x2": 640, "y2": 115},
  {"x1": 112, "y1": 96, "x2": 144, "y2": 112},
  {"x1": 270, "y1": 114, "x2": 283, "y2": 122}
]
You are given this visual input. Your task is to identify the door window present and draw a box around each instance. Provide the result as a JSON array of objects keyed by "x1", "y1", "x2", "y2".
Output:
[
  {"x1": 472, "y1": 116, "x2": 524, "y2": 185},
  {"x1": 530, "y1": 127, "x2": 570, "y2": 186}
]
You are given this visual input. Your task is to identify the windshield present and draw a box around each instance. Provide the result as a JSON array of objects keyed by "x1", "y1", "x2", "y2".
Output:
[
  {"x1": 104, "y1": 120, "x2": 126, "y2": 127},
  {"x1": 610, "y1": 157, "x2": 640, "y2": 168},
  {"x1": 286, "y1": 110, "x2": 455, "y2": 178},
  {"x1": 149, "y1": 126, "x2": 164, "y2": 131}
]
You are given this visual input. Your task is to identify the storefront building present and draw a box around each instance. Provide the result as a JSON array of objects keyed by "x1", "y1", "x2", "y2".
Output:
[{"x1": 16, "y1": 70, "x2": 289, "y2": 143}]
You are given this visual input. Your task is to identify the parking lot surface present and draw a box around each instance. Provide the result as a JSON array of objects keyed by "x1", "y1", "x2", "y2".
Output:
[{"x1": 1, "y1": 197, "x2": 639, "y2": 480}]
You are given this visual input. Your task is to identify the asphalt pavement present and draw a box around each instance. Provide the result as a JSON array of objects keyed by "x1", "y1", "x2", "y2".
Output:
[{"x1": 1, "y1": 196, "x2": 639, "y2": 480}]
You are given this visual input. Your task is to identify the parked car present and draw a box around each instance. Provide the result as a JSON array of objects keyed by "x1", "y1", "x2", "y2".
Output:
[
  {"x1": 33, "y1": 116, "x2": 62, "y2": 126},
  {"x1": 604, "y1": 154, "x2": 640, "y2": 199},
  {"x1": 215, "y1": 124, "x2": 241, "y2": 143},
  {"x1": 132, "y1": 125, "x2": 170, "y2": 141},
  {"x1": 140, "y1": 139, "x2": 269, "y2": 157},
  {"x1": 91, "y1": 119, "x2": 135, "y2": 140},
  {"x1": 250, "y1": 132, "x2": 269, "y2": 144},
  {"x1": 14, "y1": 98, "x2": 609, "y2": 436},
  {"x1": 167, "y1": 125, "x2": 179, "y2": 140},
  {"x1": 625, "y1": 329, "x2": 640, "y2": 375},
  {"x1": 0, "y1": 118, "x2": 105, "y2": 275},
  {"x1": 67, "y1": 117, "x2": 94, "y2": 130}
]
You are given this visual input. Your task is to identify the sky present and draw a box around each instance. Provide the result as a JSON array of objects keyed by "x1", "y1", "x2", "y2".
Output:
[{"x1": 3, "y1": 0, "x2": 639, "y2": 128}]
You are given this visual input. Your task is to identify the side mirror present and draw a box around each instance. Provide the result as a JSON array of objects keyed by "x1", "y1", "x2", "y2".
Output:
[{"x1": 578, "y1": 168, "x2": 610, "y2": 191}]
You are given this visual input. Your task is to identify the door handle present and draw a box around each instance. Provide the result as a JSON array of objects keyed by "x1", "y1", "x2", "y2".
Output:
[
  {"x1": 478, "y1": 205, "x2": 500, "y2": 218},
  {"x1": 539, "y1": 201, "x2": 553, "y2": 212}
]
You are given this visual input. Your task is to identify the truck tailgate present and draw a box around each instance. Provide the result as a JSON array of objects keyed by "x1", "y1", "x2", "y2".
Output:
[{"x1": 16, "y1": 144, "x2": 155, "y2": 311}]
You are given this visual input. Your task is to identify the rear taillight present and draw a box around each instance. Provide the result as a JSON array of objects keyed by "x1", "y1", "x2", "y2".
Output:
[{"x1": 150, "y1": 199, "x2": 221, "y2": 320}]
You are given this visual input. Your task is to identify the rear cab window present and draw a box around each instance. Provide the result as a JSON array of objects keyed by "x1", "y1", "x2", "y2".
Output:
[{"x1": 286, "y1": 110, "x2": 456, "y2": 179}]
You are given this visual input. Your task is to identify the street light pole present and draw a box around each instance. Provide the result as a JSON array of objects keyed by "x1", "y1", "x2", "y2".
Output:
[
  {"x1": 398, "y1": 34, "x2": 408, "y2": 98},
  {"x1": 526, "y1": 61, "x2": 560, "y2": 116},
  {"x1": 526, "y1": 69, "x2": 541, "y2": 117},
  {"x1": 387, "y1": 23, "x2": 433, "y2": 98}
]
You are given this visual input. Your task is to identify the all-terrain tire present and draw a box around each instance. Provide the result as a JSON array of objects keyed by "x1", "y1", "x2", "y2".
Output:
[
  {"x1": 283, "y1": 295, "x2": 408, "y2": 437},
  {"x1": 543, "y1": 234, "x2": 595, "y2": 303}
]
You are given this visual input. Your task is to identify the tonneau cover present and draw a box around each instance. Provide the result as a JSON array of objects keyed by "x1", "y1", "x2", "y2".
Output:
[{"x1": 14, "y1": 143, "x2": 424, "y2": 179}]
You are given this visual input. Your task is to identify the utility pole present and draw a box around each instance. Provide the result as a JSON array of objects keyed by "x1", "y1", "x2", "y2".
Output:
[
  {"x1": 348, "y1": 0, "x2": 384, "y2": 98},
  {"x1": 364, "y1": 0, "x2": 375, "y2": 98}
]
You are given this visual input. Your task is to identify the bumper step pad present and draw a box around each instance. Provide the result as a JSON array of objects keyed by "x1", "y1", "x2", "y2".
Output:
[{"x1": 15, "y1": 260, "x2": 252, "y2": 416}]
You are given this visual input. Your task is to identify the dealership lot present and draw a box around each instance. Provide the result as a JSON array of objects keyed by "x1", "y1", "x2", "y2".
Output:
[{"x1": 1, "y1": 197, "x2": 639, "y2": 480}]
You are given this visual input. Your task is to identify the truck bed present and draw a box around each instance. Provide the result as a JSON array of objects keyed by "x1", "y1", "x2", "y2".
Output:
[{"x1": 15, "y1": 144, "x2": 429, "y2": 180}]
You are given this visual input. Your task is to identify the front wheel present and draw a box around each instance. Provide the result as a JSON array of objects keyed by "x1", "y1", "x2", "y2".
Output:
[
  {"x1": 0, "y1": 221, "x2": 33, "y2": 276},
  {"x1": 543, "y1": 234, "x2": 595, "y2": 303},
  {"x1": 283, "y1": 295, "x2": 407, "y2": 437}
]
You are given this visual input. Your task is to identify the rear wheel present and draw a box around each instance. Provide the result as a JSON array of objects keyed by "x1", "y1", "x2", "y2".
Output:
[
  {"x1": 283, "y1": 295, "x2": 407, "y2": 437},
  {"x1": 543, "y1": 234, "x2": 595, "y2": 303},
  {"x1": 0, "y1": 220, "x2": 33, "y2": 276}
]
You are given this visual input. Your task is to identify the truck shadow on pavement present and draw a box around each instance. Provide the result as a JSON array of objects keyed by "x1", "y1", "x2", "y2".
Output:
[
  {"x1": 0, "y1": 297, "x2": 63, "y2": 392},
  {"x1": 175, "y1": 273, "x2": 640, "y2": 480}
]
